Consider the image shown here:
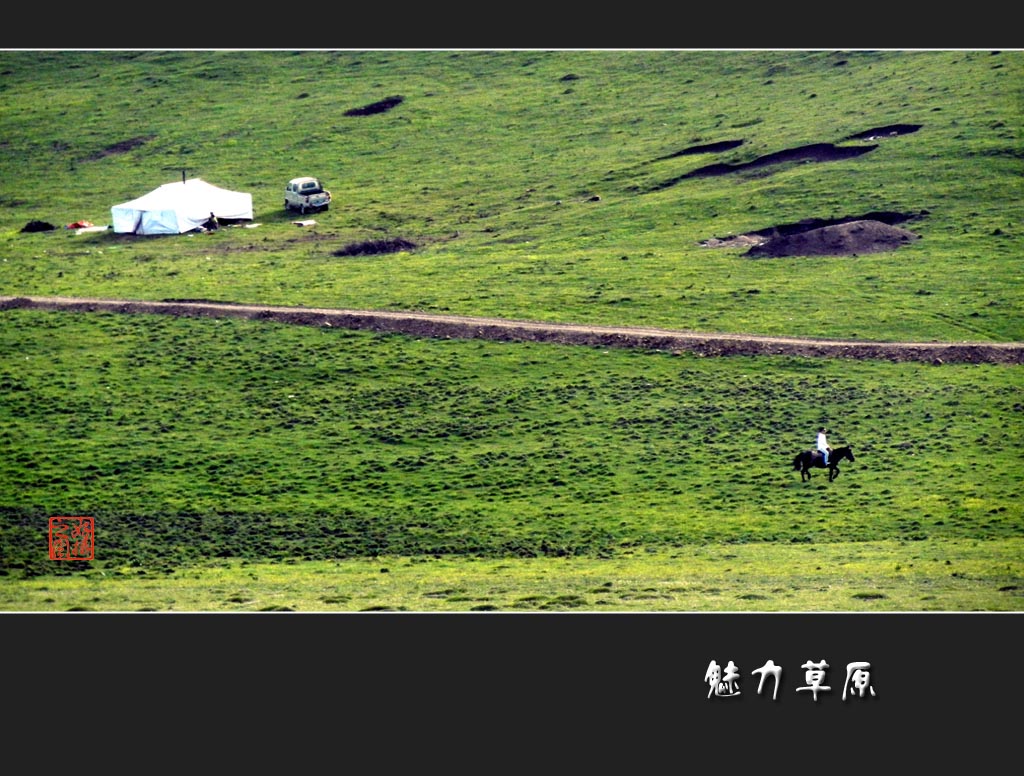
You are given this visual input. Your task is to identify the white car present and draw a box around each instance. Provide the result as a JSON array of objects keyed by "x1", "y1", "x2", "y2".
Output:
[{"x1": 284, "y1": 177, "x2": 331, "y2": 214}]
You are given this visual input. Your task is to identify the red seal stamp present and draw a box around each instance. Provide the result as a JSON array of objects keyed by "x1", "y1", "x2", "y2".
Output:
[{"x1": 49, "y1": 516, "x2": 95, "y2": 561}]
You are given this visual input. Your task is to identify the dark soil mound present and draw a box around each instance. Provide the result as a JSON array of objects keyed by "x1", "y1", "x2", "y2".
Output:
[
  {"x1": 843, "y1": 124, "x2": 923, "y2": 141},
  {"x1": 344, "y1": 95, "x2": 404, "y2": 117},
  {"x1": 700, "y1": 211, "x2": 923, "y2": 251},
  {"x1": 20, "y1": 220, "x2": 56, "y2": 233},
  {"x1": 332, "y1": 237, "x2": 417, "y2": 257},
  {"x1": 745, "y1": 219, "x2": 920, "y2": 258},
  {"x1": 749, "y1": 210, "x2": 920, "y2": 239},
  {"x1": 82, "y1": 135, "x2": 155, "y2": 162},
  {"x1": 658, "y1": 139, "x2": 745, "y2": 160}
]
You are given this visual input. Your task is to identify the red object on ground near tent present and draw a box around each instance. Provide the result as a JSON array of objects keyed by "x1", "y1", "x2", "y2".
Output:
[{"x1": 65, "y1": 220, "x2": 94, "y2": 229}]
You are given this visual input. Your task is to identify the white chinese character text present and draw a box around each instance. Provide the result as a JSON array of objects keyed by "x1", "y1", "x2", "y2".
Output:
[
  {"x1": 843, "y1": 661, "x2": 877, "y2": 701},
  {"x1": 705, "y1": 659, "x2": 742, "y2": 698},
  {"x1": 752, "y1": 659, "x2": 782, "y2": 700},
  {"x1": 796, "y1": 659, "x2": 831, "y2": 701}
]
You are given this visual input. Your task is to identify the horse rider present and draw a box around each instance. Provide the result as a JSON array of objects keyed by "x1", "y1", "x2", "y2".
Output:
[{"x1": 816, "y1": 426, "x2": 831, "y2": 465}]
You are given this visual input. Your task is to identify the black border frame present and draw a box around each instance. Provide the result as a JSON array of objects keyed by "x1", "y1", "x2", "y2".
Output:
[{"x1": 3, "y1": 23, "x2": 1020, "y2": 763}]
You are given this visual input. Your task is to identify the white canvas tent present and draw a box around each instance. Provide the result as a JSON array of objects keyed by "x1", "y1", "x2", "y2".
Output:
[{"x1": 111, "y1": 178, "x2": 253, "y2": 235}]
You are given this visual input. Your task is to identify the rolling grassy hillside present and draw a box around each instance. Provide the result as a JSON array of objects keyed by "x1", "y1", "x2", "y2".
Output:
[
  {"x1": 0, "y1": 50, "x2": 1020, "y2": 610},
  {"x1": 1, "y1": 49, "x2": 1021, "y2": 340}
]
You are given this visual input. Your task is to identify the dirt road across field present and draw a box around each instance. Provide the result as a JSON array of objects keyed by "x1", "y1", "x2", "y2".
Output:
[{"x1": 2, "y1": 295, "x2": 1022, "y2": 365}]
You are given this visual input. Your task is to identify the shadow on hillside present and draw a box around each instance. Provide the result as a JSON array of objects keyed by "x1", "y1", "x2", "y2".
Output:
[
  {"x1": 650, "y1": 142, "x2": 877, "y2": 191},
  {"x1": 647, "y1": 123, "x2": 923, "y2": 191}
]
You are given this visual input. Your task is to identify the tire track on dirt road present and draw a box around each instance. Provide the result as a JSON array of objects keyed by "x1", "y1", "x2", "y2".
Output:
[{"x1": 2, "y1": 295, "x2": 1022, "y2": 364}]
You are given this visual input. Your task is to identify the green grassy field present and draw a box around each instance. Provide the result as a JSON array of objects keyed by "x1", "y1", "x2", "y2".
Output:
[
  {"x1": 3, "y1": 540, "x2": 1021, "y2": 612},
  {"x1": 0, "y1": 50, "x2": 1021, "y2": 611},
  {"x1": 2, "y1": 50, "x2": 1021, "y2": 341}
]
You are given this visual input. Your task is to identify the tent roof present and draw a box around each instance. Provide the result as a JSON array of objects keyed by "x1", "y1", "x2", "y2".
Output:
[{"x1": 111, "y1": 178, "x2": 253, "y2": 235}]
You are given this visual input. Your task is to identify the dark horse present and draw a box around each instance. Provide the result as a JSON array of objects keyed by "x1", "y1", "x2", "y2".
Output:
[{"x1": 793, "y1": 445, "x2": 855, "y2": 482}]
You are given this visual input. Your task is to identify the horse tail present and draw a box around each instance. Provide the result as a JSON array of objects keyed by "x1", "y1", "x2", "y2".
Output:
[{"x1": 793, "y1": 453, "x2": 803, "y2": 470}]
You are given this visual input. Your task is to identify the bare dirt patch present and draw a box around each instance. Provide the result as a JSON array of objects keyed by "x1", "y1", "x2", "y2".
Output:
[
  {"x1": 81, "y1": 135, "x2": 155, "y2": 162},
  {"x1": 332, "y1": 237, "x2": 418, "y2": 257},
  {"x1": 701, "y1": 211, "x2": 924, "y2": 256},
  {"x1": 745, "y1": 219, "x2": 921, "y2": 258},
  {"x1": 344, "y1": 96, "x2": 404, "y2": 117}
]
